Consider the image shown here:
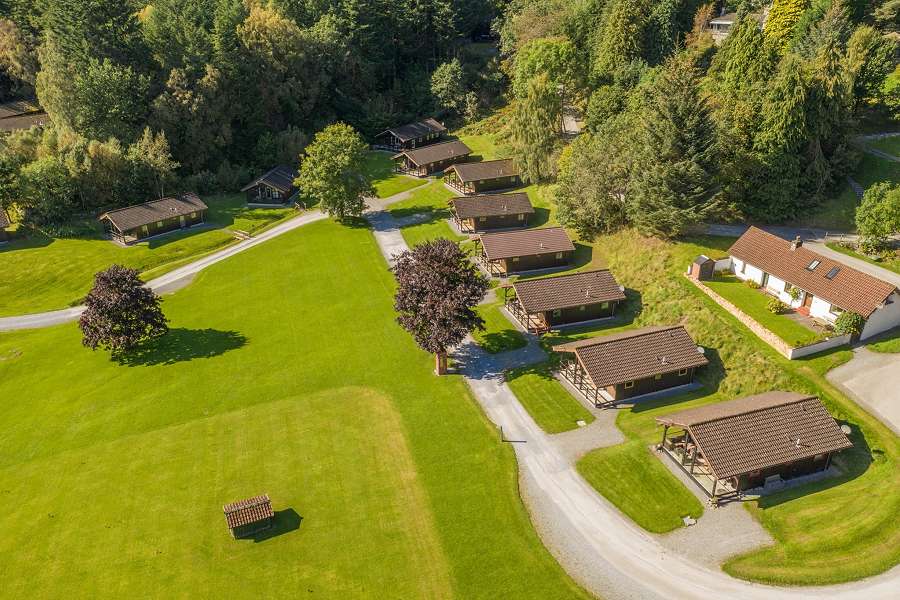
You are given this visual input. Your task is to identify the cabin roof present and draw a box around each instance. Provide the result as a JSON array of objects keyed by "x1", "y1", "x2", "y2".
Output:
[
  {"x1": 513, "y1": 269, "x2": 626, "y2": 313},
  {"x1": 447, "y1": 159, "x2": 519, "y2": 183},
  {"x1": 479, "y1": 226, "x2": 574, "y2": 260},
  {"x1": 98, "y1": 193, "x2": 207, "y2": 233},
  {"x1": 240, "y1": 165, "x2": 298, "y2": 194},
  {"x1": 450, "y1": 192, "x2": 533, "y2": 219},
  {"x1": 378, "y1": 118, "x2": 446, "y2": 142},
  {"x1": 656, "y1": 392, "x2": 852, "y2": 480},
  {"x1": 223, "y1": 494, "x2": 274, "y2": 529},
  {"x1": 392, "y1": 140, "x2": 471, "y2": 166}
]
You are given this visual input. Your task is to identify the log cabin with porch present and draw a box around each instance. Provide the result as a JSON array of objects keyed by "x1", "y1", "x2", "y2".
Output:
[
  {"x1": 444, "y1": 159, "x2": 521, "y2": 195},
  {"x1": 241, "y1": 165, "x2": 299, "y2": 205},
  {"x1": 450, "y1": 192, "x2": 534, "y2": 232},
  {"x1": 223, "y1": 494, "x2": 275, "y2": 538},
  {"x1": 476, "y1": 226, "x2": 574, "y2": 276},
  {"x1": 99, "y1": 193, "x2": 208, "y2": 244},
  {"x1": 553, "y1": 325, "x2": 708, "y2": 407},
  {"x1": 0, "y1": 208, "x2": 10, "y2": 243},
  {"x1": 656, "y1": 392, "x2": 852, "y2": 503},
  {"x1": 374, "y1": 118, "x2": 446, "y2": 151},
  {"x1": 392, "y1": 139, "x2": 471, "y2": 176},
  {"x1": 504, "y1": 269, "x2": 626, "y2": 333}
]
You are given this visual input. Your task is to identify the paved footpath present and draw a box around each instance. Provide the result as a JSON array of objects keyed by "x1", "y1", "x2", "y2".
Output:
[
  {"x1": 0, "y1": 210, "x2": 327, "y2": 331},
  {"x1": 365, "y1": 205, "x2": 900, "y2": 599}
]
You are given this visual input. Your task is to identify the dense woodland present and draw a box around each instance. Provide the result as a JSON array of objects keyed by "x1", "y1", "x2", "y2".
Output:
[{"x1": 0, "y1": 0, "x2": 897, "y2": 238}]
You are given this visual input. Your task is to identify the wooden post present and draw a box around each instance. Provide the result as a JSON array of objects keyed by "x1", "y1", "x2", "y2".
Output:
[
  {"x1": 660, "y1": 425, "x2": 669, "y2": 449},
  {"x1": 435, "y1": 353, "x2": 448, "y2": 375}
]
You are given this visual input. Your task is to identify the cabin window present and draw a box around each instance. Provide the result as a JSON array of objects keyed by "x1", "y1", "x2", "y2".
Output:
[
  {"x1": 273, "y1": 190, "x2": 281, "y2": 199},
  {"x1": 601, "y1": 302, "x2": 609, "y2": 309},
  {"x1": 552, "y1": 309, "x2": 561, "y2": 317},
  {"x1": 156, "y1": 221, "x2": 163, "y2": 228},
  {"x1": 578, "y1": 305, "x2": 586, "y2": 311},
  {"x1": 512, "y1": 257, "x2": 520, "y2": 262},
  {"x1": 141, "y1": 225, "x2": 148, "y2": 234},
  {"x1": 829, "y1": 305, "x2": 844, "y2": 317},
  {"x1": 678, "y1": 368, "x2": 689, "y2": 376},
  {"x1": 654, "y1": 374, "x2": 663, "y2": 380},
  {"x1": 517, "y1": 213, "x2": 525, "y2": 220},
  {"x1": 509, "y1": 176, "x2": 516, "y2": 182},
  {"x1": 555, "y1": 252, "x2": 563, "y2": 259},
  {"x1": 784, "y1": 282, "x2": 793, "y2": 292},
  {"x1": 190, "y1": 212, "x2": 197, "y2": 218},
  {"x1": 624, "y1": 381, "x2": 634, "y2": 389}
]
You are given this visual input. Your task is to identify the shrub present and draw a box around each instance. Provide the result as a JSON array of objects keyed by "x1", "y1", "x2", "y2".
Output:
[
  {"x1": 788, "y1": 287, "x2": 801, "y2": 302},
  {"x1": 745, "y1": 279, "x2": 761, "y2": 289},
  {"x1": 834, "y1": 311, "x2": 865, "y2": 336},
  {"x1": 767, "y1": 297, "x2": 789, "y2": 314}
]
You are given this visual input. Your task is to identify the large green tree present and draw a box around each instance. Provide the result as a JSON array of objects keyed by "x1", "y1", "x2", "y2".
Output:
[
  {"x1": 296, "y1": 123, "x2": 372, "y2": 220},
  {"x1": 856, "y1": 182, "x2": 900, "y2": 249},
  {"x1": 511, "y1": 73, "x2": 562, "y2": 183}
]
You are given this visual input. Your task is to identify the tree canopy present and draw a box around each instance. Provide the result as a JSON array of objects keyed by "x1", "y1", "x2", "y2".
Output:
[{"x1": 296, "y1": 123, "x2": 372, "y2": 220}]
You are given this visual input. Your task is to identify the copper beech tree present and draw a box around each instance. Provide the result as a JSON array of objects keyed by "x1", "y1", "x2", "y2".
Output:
[
  {"x1": 79, "y1": 264, "x2": 168, "y2": 355},
  {"x1": 392, "y1": 239, "x2": 489, "y2": 374}
]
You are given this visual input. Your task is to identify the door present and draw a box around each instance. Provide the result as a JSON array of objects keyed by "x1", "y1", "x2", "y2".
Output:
[
  {"x1": 179, "y1": 215, "x2": 186, "y2": 228},
  {"x1": 803, "y1": 292, "x2": 814, "y2": 308}
]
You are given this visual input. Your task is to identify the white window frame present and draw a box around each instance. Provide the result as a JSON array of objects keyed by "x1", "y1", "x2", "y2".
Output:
[
  {"x1": 624, "y1": 381, "x2": 635, "y2": 389},
  {"x1": 678, "y1": 368, "x2": 689, "y2": 376}
]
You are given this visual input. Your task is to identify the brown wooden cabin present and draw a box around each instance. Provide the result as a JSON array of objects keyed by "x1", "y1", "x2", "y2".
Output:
[
  {"x1": 656, "y1": 392, "x2": 852, "y2": 502},
  {"x1": 392, "y1": 140, "x2": 471, "y2": 176},
  {"x1": 450, "y1": 193, "x2": 534, "y2": 232},
  {"x1": 374, "y1": 118, "x2": 446, "y2": 151},
  {"x1": 223, "y1": 494, "x2": 274, "y2": 538},
  {"x1": 444, "y1": 159, "x2": 521, "y2": 195},
  {"x1": 241, "y1": 165, "x2": 299, "y2": 205},
  {"x1": 506, "y1": 269, "x2": 626, "y2": 333},
  {"x1": 477, "y1": 226, "x2": 574, "y2": 276},
  {"x1": 0, "y1": 98, "x2": 48, "y2": 133},
  {"x1": 0, "y1": 208, "x2": 10, "y2": 243},
  {"x1": 554, "y1": 325, "x2": 709, "y2": 407},
  {"x1": 99, "y1": 193, "x2": 208, "y2": 244}
]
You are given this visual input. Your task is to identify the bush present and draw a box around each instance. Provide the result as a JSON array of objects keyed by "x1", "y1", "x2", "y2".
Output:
[
  {"x1": 834, "y1": 311, "x2": 865, "y2": 336},
  {"x1": 788, "y1": 287, "x2": 801, "y2": 302},
  {"x1": 745, "y1": 279, "x2": 761, "y2": 289},
  {"x1": 767, "y1": 297, "x2": 789, "y2": 314}
]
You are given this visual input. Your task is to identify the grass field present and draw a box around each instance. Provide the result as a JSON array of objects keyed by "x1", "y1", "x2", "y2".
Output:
[
  {"x1": 0, "y1": 219, "x2": 587, "y2": 598},
  {"x1": 362, "y1": 151, "x2": 427, "y2": 198},
  {"x1": 0, "y1": 194, "x2": 294, "y2": 317},
  {"x1": 472, "y1": 289, "x2": 528, "y2": 354},
  {"x1": 867, "y1": 329, "x2": 900, "y2": 353},
  {"x1": 504, "y1": 230, "x2": 900, "y2": 583},
  {"x1": 505, "y1": 361, "x2": 595, "y2": 433}
]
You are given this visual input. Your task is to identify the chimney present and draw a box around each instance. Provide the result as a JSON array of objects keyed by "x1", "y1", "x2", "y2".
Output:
[{"x1": 791, "y1": 236, "x2": 802, "y2": 251}]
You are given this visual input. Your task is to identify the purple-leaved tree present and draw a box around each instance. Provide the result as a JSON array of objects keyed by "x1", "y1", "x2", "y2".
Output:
[
  {"x1": 79, "y1": 264, "x2": 168, "y2": 354},
  {"x1": 393, "y1": 239, "x2": 490, "y2": 374}
]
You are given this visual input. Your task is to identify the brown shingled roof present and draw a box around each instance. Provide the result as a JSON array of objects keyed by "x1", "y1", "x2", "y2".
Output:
[
  {"x1": 480, "y1": 226, "x2": 574, "y2": 260},
  {"x1": 729, "y1": 227, "x2": 896, "y2": 318},
  {"x1": 223, "y1": 494, "x2": 274, "y2": 529},
  {"x1": 447, "y1": 159, "x2": 519, "y2": 183},
  {"x1": 554, "y1": 325, "x2": 708, "y2": 388},
  {"x1": 378, "y1": 118, "x2": 446, "y2": 142},
  {"x1": 450, "y1": 193, "x2": 534, "y2": 219},
  {"x1": 393, "y1": 140, "x2": 471, "y2": 166},
  {"x1": 240, "y1": 165, "x2": 298, "y2": 194},
  {"x1": 99, "y1": 193, "x2": 208, "y2": 233},
  {"x1": 657, "y1": 392, "x2": 852, "y2": 480},
  {"x1": 513, "y1": 269, "x2": 626, "y2": 313}
]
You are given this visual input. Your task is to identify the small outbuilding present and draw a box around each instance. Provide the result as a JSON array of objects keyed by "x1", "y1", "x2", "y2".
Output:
[
  {"x1": 689, "y1": 255, "x2": 716, "y2": 281},
  {"x1": 392, "y1": 139, "x2": 471, "y2": 176},
  {"x1": 505, "y1": 269, "x2": 626, "y2": 333},
  {"x1": 241, "y1": 165, "x2": 299, "y2": 205},
  {"x1": 99, "y1": 193, "x2": 208, "y2": 244},
  {"x1": 444, "y1": 159, "x2": 521, "y2": 195},
  {"x1": 477, "y1": 226, "x2": 574, "y2": 276},
  {"x1": 0, "y1": 208, "x2": 10, "y2": 243},
  {"x1": 656, "y1": 391, "x2": 852, "y2": 502},
  {"x1": 223, "y1": 494, "x2": 275, "y2": 538},
  {"x1": 450, "y1": 192, "x2": 534, "y2": 232},
  {"x1": 554, "y1": 325, "x2": 708, "y2": 406},
  {"x1": 374, "y1": 118, "x2": 446, "y2": 151}
]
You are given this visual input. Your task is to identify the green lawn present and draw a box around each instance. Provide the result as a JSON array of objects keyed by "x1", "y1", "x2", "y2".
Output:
[
  {"x1": 867, "y1": 329, "x2": 900, "y2": 353},
  {"x1": 868, "y1": 135, "x2": 900, "y2": 157},
  {"x1": 506, "y1": 361, "x2": 595, "y2": 433},
  {"x1": 704, "y1": 275, "x2": 823, "y2": 347},
  {"x1": 471, "y1": 289, "x2": 527, "y2": 354},
  {"x1": 0, "y1": 194, "x2": 295, "y2": 317},
  {"x1": 0, "y1": 219, "x2": 587, "y2": 598},
  {"x1": 362, "y1": 151, "x2": 427, "y2": 198},
  {"x1": 577, "y1": 441, "x2": 704, "y2": 533},
  {"x1": 826, "y1": 242, "x2": 900, "y2": 276}
]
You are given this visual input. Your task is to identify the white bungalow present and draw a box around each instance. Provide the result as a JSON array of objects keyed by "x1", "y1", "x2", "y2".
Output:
[{"x1": 728, "y1": 227, "x2": 900, "y2": 341}]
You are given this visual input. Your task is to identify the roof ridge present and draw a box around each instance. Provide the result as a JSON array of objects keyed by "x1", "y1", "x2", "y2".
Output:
[
  {"x1": 690, "y1": 394, "x2": 816, "y2": 426},
  {"x1": 561, "y1": 324, "x2": 685, "y2": 350},
  {"x1": 101, "y1": 192, "x2": 199, "y2": 216},
  {"x1": 516, "y1": 268, "x2": 612, "y2": 286}
]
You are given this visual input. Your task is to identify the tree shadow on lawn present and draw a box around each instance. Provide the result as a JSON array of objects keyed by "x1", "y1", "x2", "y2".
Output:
[
  {"x1": 530, "y1": 207, "x2": 551, "y2": 228},
  {"x1": 389, "y1": 206, "x2": 449, "y2": 220},
  {"x1": 0, "y1": 228, "x2": 55, "y2": 252},
  {"x1": 115, "y1": 328, "x2": 247, "y2": 366},
  {"x1": 477, "y1": 329, "x2": 528, "y2": 354},
  {"x1": 248, "y1": 509, "x2": 303, "y2": 543}
]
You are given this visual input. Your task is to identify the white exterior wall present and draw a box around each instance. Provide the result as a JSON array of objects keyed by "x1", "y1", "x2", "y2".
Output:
[
  {"x1": 732, "y1": 257, "x2": 765, "y2": 285},
  {"x1": 861, "y1": 291, "x2": 900, "y2": 340},
  {"x1": 809, "y1": 296, "x2": 838, "y2": 324}
]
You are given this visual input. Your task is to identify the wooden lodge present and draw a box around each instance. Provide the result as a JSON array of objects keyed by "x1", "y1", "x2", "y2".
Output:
[
  {"x1": 99, "y1": 193, "x2": 208, "y2": 244},
  {"x1": 444, "y1": 159, "x2": 521, "y2": 195},
  {"x1": 0, "y1": 99, "x2": 48, "y2": 133},
  {"x1": 223, "y1": 494, "x2": 275, "y2": 538},
  {"x1": 450, "y1": 192, "x2": 534, "y2": 232},
  {"x1": 554, "y1": 325, "x2": 708, "y2": 407},
  {"x1": 476, "y1": 226, "x2": 574, "y2": 276},
  {"x1": 374, "y1": 118, "x2": 446, "y2": 151},
  {"x1": 392, "y1": 139, "x2": 471, "y2": 176},
  {"x1": 504, "y1": 269, "x2": 626, "y2": 333},
  {"x1": 241, "y1": 165, "x2": 299, "y2": 205},
  {"x1": 656, "y1": 392, "x2": 852, "y2": 502},
  {"x1": 0, "y1": 208, "x2": 10, "y2": 243}
]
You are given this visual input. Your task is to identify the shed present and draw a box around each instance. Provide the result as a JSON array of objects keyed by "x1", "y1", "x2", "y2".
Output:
[
  {"x1": 689, "y1": 255, "x2": 716, "y2": 281},
  {"x1": 241, "y1": 165, "x2": 299, "y2": 205},
  {"x1": 223, "y1": 494, "x2": 275, "y2": 538},
  {"x1": 450, "y1": 192, "x2": 534, "y2": 232},
  {"x1": 392, "y1": 140, "x2": 471, "y2": 176},
  {"x1": 99, "y1": 193, "x2": 208, "y2": 244},
  {"x1": 444, "y1": 159, "x2": 521, "y2": 195},
  {"x1": 477, "y1": 226, "x2": 574, "y2": 276}
]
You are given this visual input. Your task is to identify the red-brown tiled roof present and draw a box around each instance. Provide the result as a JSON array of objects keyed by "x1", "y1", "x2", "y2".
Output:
[
  {"x1": 656, "y1": 391, "x2": 852, "y2": 480},
  {"x1": 223, "y1": 494, "x2": 274, "y2": 529},
  {"x1": 447, "y1": 159, "x2": 519, "y2": 183},
  {"x1": 729, "y1": 227, "x2": 896, "y2": 318},
  {"x1": 480, "y1": 226, "x2": 574, "y2": 260},
  {"x1": 450, "y1": 193, "x2": 534, "y2": 219},
  {"x1": 513, "y1": 269, "x2": 626, "y2": 313},
  {"x1": 393, "y1": 140, "x2": 471, "y2": 166},
  {"x1": 554, "y1": 325, "x2": 708, "y2": 388},
  {"x1": 99, "y1": 193, "x2": 208, "y2": 233}
]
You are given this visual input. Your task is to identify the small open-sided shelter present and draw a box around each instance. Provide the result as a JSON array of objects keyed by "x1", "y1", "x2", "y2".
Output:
[
  {"x1": 554, "y1": 325, "x2": 708, "y2": 406},
  {"x1": 223, "y1": 494, "x2": 274, "y2": 538},
  {"x1": 505, "y1": 269, "x2": 626, "y2": 333},
  {"x1": 729, "y1": 226, "x2": 900, "y2": 340},
  {"x1": 0, "y1": 99, "x2": 48, "y2": 133},
  {"x1": 444, "y1": 159, "x2": 521, "y2": 195},
  {"x1": 656, "y1": 392, "x2": 852, "y2": 501},
  {"x1": 374, "y1": 118, "x2": 446, "y2": 151},
  {"x1": 241, "y1": 165, "x2": 299, "y2": 205},
  {"x1": 392, "y1": 139, "x2": 471, "y2": 176},
  {"x1": 99, "y1": 193, "x2": 208, "y2": 244},
  {"x1": 450, "y1": 192, "x2": 534, "y2": 232},
  {"x1": 0, "y1": 208, "x2": 10, "y2": 243},
  {"x1": 477, "y1": 226, "x2": 574, "y2": 276}
]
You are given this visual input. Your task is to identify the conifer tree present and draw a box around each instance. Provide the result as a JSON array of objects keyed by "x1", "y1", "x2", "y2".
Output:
[
  {"x1": 765, "y1": 0, "x2": 810, "y2": 52},
  {"x1": 511, "y1": 74, "x2": 562, "y2": 184}
]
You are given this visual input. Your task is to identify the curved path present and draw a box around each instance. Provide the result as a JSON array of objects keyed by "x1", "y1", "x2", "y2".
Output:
[
  {"x1": 0, "y1": 211, "x2": 326, "y2": 332},
  {"x1": 367, "y1": 204, "x2": 900, "y2": 599}
]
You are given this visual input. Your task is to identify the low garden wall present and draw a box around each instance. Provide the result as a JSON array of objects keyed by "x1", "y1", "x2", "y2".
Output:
[{"x1": 687, "y1": 275, "x2": 849, "y2": 360}]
